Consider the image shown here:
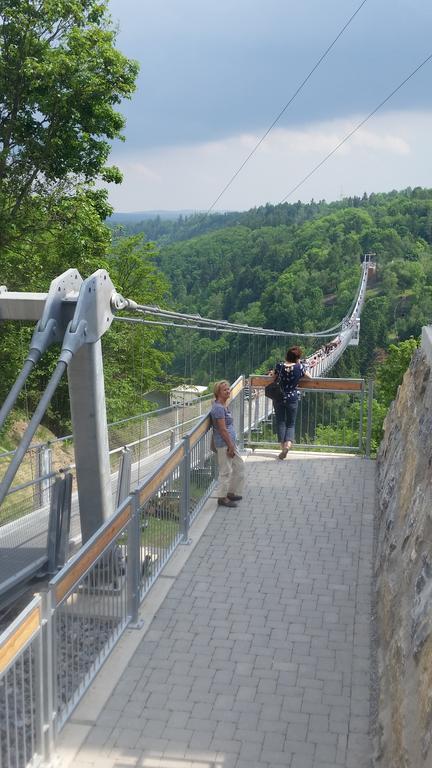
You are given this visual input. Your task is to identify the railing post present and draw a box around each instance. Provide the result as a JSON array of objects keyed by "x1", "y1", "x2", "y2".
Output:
[
  {"x1": 115, "y1": 446, "x2": 132, "y2": 508},
  {"x1": 175, "y1": 406, "x2": 180, "y2": 442},
  {"x1": 127, "y1": 491, "x2": 142, "y2": 626},
  {"x1": 34, "y1": 444, "x2": 52, "y2": 508},
  {"x1": 46, "y1": 475, "x2": 62, "y2": 574},
  {"x1": 41, "y1": 589, "x2": 56, "y2": 761},
  {"x1": 248, "y1": 388, "x2": 252, "y2": 445},
  {"x1": 358, "y1": 382, "x2": 364, "y2": 454},
  {"x1": 239, "y1": 376, "x2": 245, "y2": 450},
  {"x1": 145, "y1": 417, "x2": 150, "y2": 456},
  {"x1": 180, "y1": 434, "x2": 191, "y2": 542},
  {"x1": 365, "y1": 379, "x2": 374, "y2": 458},
  {"x1": 57, "y1": 472, "x2": 72, "y2": 568},
  {"x1": 254, "y1": 392, "x2": 259, "y2": 433},
  {"x1": 47, "y1": 472, "x2": 73, "y2": 573},
  {"x1": 170, "y1": 429, "x2": 176, "y2": 451},
  {"x1": 33, "y1": 611, "x2": 45, "y2": 763}
]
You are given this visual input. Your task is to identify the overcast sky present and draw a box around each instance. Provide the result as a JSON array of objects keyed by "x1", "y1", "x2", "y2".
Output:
[{"x1": 106, "y1": 0, "x2": 432, "y2": 213}]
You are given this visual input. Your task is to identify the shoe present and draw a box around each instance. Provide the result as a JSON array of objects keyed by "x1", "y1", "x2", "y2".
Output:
[
  {"x1": 227, "y1": 493, "x2": 242, "y2": 501},
  {"x1": 278, "y1": 449, "x2": 288, "y2": 460},
  {"x1": 218, "y1": 497, "x2": 237, "y2": 508}
]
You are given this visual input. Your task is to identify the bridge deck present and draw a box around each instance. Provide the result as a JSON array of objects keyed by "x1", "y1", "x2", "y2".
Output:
[
  {"x1": 0, "y1": 445, "x2": 173, "y2": 598},
  {"x1": 57, "y1": 451, "x2": 375, "y2": 768}
]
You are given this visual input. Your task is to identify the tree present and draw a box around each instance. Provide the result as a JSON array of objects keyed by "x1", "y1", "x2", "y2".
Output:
[
  {"x1": 0, "y1": 0, "x2": 139, "y2": 256},
  {"x1": 102, "y1": 235, "x2": 172, "y2": 421},
  {"x1": 376, "y1": 338, "x2": 419, "y2": 408}
]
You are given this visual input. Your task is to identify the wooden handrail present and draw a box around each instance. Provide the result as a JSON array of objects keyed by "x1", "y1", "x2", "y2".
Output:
[
  {"x1": 189, "y1": 415, "x2": 211, "y2": 449},
  {"x1": 53, "y1": 500, "x2": 132, "y2": 605},
  {"x1": 0, "y1": 598, "x2": 42, "y2": 674},
  {"x1": 249, "y1": 375, "x2": 364, "y2": 393},
  {"x1": 138, "y1": 443, "x2": 185, "y2": 507}
]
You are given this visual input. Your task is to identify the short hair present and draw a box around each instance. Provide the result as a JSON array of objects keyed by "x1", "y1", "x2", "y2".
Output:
[
  {"x1": 213, "y1": 379, "x2": 230, "y2": 398},
  {"x1": 286, "y1": 345, "x2": 303, "y2": 362}
]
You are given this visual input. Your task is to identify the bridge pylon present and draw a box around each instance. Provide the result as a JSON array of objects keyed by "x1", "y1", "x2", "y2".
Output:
[{"x1": 0, "y1": 270, "x2": 128, "y2": 542}]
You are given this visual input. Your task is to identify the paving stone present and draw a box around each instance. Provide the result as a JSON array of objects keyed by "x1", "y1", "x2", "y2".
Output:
[
  {"x1": 59, "y1": 456, "x2": 374, "y2": 768},
  {"x1": 83, "y1": 726, "x2": 112, "y2": 748},
  {"x1": 290, "y1": 754, "x2": 314, "y2": 768},
  {"x1": 113, "y1": 728, "x2": 141, "y2": 748}
]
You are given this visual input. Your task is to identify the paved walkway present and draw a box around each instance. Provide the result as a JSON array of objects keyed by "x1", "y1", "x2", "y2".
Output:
[{"x1": 58, "y1": 452, "x2": 375, "y2": 768}]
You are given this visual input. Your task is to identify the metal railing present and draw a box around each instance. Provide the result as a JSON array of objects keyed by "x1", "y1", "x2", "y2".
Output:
[
  {"x1": 0, "y1": 596, "x2": 44, "y2": 768},
  {"x1": 50, "y1": 496, "x2": 132, "y2": 730},
  {"x1": 0, "y1": 396, "x2": 215, "y2": 530},
  {"x1": 0, "y1": 383, "x2": 237, "y2": 766},
  {"x1": 247, "y1": 376, "x2": 372, "y2": 455},
  {"x1": 0, "y1": 373, "x2": 374, "y2": 766}
]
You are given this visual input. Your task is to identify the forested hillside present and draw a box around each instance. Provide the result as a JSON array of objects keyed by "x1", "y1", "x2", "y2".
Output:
[
  {"x1": 127, "y1": 187, "x2": 432, "y2": 385},
  {"x1": 0, "y1": 2, "x2": 430, "y2": 446},
  {"x1": 4, "y1": 185, "x2": 432, "y2": 439}
]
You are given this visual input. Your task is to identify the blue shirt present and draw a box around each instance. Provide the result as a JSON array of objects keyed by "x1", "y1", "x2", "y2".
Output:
[
  {"x1": 211, "y1": 402, "x2": 237, "y2": 448},
  {"x1": 274, "y1": 361, "x2": 306, "y2": 403}
]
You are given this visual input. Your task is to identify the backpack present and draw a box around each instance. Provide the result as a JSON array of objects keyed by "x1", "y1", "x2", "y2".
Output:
[
  {"x1": 264, "y1": 377, "x2": 284, "y2": 402},
  {"x1": 274, "y1": 362, "x2": 298, "y2": 402}
]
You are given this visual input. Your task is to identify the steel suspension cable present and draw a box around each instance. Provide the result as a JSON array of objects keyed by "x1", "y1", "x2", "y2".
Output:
[
  {"x1": 280, "y1": 51, "x2": 432, "y2": 203},
  {"x1": 0, "y1": 360, "x2": 69, "y2": 506},
  {"x1": 117, "y1": 260, "x2": 371, "y2": 342},
  {"x1": 205, "y1": 0, "x2": 368, "y2": 216},
  {"x1": 114, "y1": 314, "x2": 342, "y2": 337}
]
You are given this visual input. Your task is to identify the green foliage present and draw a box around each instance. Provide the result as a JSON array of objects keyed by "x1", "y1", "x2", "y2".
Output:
[
  {"x1": 129, "y1": 188, "x2": 432, "y2": 415},
  {"x1": 375, "y1": 338, "x2": 419, "y2": 408},
  {"x1": 102, "y1": 234, "x2": 172, "y2": 421},
  {"x1": 314, "y1": 398, "x2": 387, "y2": 456},
  {"x1": 0, "y1": 0, "x2": 139, "y2": 253},
  {"x1": 0, "y1": 2, "x2": 144, "y2": 433}
]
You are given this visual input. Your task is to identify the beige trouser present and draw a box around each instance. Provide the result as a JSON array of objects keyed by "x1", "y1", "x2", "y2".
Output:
[{"x1": 216, "y1": 446, "x2": 245, "y2": 498}]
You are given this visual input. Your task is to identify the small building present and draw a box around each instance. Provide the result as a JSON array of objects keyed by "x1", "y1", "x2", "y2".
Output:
[{"x1": 170, "y1": 385, "x2": 208, "y2": 407}]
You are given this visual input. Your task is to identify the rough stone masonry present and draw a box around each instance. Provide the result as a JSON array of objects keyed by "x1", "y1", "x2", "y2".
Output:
[{"x1": 375, "y1": 327, "x2": 432, "y2": 767}]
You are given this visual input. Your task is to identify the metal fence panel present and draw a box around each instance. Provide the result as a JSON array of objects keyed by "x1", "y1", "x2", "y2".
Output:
[
  {"x1": 247, "y1": 382, "x2": 366, "y2": 453},
  {"x1": 137, "y1": 445, "x2": 185, "y2": 598},
  {"x1": 49, "y1": 500, "x2": 132, "y2": 730},
  {"x1": 188, "y1": 429, "x2": 217, "y2": 525},
  {"x1": 0, "y1": 596, "x2": 44, "y2": 768}
]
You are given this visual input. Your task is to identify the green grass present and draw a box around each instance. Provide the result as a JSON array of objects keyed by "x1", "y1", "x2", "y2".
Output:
[{"x1": 141, "y1": 516, "x2": 179, "y2": 548}]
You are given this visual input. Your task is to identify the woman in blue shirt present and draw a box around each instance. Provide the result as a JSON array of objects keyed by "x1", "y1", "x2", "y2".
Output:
[
  {"x1": 211, "y1": 380, "x2": 245, "y2": 508},
  {"x1": 272, "y1": 346, "x2": 312, "y2": 459}
]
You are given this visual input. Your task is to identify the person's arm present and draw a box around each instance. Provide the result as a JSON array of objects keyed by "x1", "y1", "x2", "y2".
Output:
[
  {"x1": 301, "y1": 362, "x2": 313, "y2": 380},
  {"x1": 215, "y1": 418, "x2": 236, "y2": 457}
]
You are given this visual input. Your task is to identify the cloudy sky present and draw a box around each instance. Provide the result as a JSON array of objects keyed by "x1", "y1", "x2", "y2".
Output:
[{"x1": 106, "y1": 0, "x2": 432, "y2": 213}]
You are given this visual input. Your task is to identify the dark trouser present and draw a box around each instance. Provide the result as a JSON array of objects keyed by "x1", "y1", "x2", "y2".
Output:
[{"x1": 274, "y1": 400, "x2": 298, "y2": 443}]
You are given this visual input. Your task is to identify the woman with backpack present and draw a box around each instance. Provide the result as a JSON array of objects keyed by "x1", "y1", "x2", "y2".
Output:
[{"x1": 271, "y1": 346, "x2": 312, "y2": 460}]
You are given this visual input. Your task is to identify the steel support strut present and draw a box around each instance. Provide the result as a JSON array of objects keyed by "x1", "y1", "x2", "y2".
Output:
[{"x1": 0, "y1": 269, "x2": 129, "y2": 541}]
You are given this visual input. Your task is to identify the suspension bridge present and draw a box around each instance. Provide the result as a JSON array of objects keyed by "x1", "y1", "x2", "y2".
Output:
[{"x1": 0, "y1": 256, "x2": 377, "y2": 768}]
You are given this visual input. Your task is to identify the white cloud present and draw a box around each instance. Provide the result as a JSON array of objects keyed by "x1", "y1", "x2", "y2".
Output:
[
  {"x1": 107, "y1": 110, "x2": 432, "y2": 212},
  {"x1": 351, "y1": 128, "x2": 410, "y2": 155},
  {"x1": 122, "y1": 161, "x2": 161, "y2": 182}
]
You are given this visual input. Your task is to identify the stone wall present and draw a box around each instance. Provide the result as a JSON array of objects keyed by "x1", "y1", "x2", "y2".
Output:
[{"x1": 375, "y1": 328, "x2": 432, "y2": 766}]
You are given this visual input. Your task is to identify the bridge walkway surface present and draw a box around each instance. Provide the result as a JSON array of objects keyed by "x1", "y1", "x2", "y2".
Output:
[{"x1": 57, "y1": 451, "x2": 375, "y2": 768}]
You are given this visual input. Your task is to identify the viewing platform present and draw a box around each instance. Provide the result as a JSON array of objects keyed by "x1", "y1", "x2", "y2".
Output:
[{"x1": 57, "y1": 450, "x2": 375, "y2": 768}]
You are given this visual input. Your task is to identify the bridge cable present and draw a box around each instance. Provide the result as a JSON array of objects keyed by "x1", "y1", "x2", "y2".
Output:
[
  {"x1": 117, "y1": 301, "x2": 347, "y2": 337},
  {"x1": 0, "y1": 361, "x2": 68, "y2": 507},
  {"x1": 205, "y1": 0, "x2": 369, "y2": 216},
  {"x1": 114, "y1": 314, "x2": 342, "y2": 338},
  {"x1": 280, "y1": 50, "x2": 432, "y2": 203},
  {"x1": 115, "y1": 262, "x2": 371, "y2": 379}
]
